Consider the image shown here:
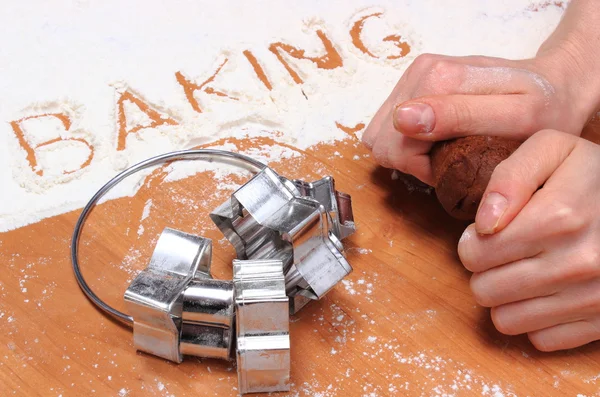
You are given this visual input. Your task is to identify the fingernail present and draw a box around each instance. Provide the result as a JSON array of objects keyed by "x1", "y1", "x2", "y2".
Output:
[
  {"x1": 393, "y1": 103, "x2": 435, "y2": 134},
  {"x1": 476, "y1": 192, "x2": 508, "y2": 234}
]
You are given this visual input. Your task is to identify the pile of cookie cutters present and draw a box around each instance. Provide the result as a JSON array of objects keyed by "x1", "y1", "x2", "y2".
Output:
[{"x1": 70, "y1": 149, "x2": 356, "y2": 394}]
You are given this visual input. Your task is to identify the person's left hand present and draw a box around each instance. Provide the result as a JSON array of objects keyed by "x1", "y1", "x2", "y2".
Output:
[{"x1": 458, "y1": 129, "x2": 600, "y2": 351}]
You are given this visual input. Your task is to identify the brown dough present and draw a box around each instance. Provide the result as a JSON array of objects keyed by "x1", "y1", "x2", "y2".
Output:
[{"x1": 430, "y1": 136, "x2": 521, "y2": 221}]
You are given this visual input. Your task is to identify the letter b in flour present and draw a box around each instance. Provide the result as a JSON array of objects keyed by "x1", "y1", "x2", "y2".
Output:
[{"x1": 10, "y1": 113, "x2": 94, "y2": 176}]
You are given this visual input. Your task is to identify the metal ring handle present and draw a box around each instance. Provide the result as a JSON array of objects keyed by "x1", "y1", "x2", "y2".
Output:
[{"x1": 71, "y1": 149, "x2": 267, "y2": 326}]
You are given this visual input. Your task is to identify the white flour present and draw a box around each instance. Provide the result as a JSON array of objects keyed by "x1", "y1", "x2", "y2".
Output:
[{"x1": 0, "y1": 1, "x2": 566, "y2": 232}]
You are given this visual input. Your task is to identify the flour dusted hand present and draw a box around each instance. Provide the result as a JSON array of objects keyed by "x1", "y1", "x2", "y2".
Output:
[
  {"x1": 361, "y1": 1, "x2": 600, "y2": 185},
  {"x1": 458, "y1": 130, "x2": 600, "y2": 351},
  {"x1": 361, "y1": 52, "x2": 594, "y2": 185}
]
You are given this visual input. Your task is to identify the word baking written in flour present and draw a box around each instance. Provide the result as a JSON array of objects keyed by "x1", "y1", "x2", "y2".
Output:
[{"x1": 8, "y1": 11, "x2": 410, "y2": 178}]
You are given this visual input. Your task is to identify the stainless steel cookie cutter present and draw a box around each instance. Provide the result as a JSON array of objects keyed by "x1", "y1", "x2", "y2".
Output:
[
  {"x1": 71, "y1": 149, "x2": 266, "y2": 326},
  {"x1": 291, "y1": 176, "x2": 355, "y2": 241},
  {"x1": 211, "y1": 167, "x2": 356, "y2": 314},
  {"x1": 233, "y1": 259, "x2": 290, "y2": 394},
  {"x1": 124, "y1": 227, "x2": 290, "y2": 393},
  {"x1": 124, "y1": 227, "x2": 234, "y2": 363},
  {"x1": 70, "y1": 148, "x2": 354, "y2": 394}
]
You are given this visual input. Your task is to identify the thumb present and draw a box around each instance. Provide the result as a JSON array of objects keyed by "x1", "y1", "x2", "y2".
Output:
[
  {"x1": 393, "y1": 94, "x2": 540, "y2": 141},
  {"x1": 475, "y1": 130, "x2": 577, "y2": 235}
]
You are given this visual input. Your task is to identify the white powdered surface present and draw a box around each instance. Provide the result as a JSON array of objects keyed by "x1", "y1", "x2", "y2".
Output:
[{"x1": 0, "y1": 1, "x2": 565, "y2": 232}]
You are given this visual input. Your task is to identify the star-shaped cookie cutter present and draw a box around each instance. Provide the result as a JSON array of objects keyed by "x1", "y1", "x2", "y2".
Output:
[{"x1": 210, "y1": 167, "x2": 356, "y2": 314}]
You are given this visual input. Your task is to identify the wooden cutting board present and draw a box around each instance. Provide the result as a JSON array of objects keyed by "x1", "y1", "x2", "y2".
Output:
[{"x1": 2, "y1": 123, "x2": 600, "y2": 397}]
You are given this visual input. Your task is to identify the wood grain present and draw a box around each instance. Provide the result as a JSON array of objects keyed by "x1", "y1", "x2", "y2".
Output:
[{"x1": 2, "y1": 129, "x2": 600, "y2": 397}]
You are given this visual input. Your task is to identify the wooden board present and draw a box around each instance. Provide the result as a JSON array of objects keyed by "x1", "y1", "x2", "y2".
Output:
[{"x1": 2, "y1": 123, "x2": 600, "y2": 397}]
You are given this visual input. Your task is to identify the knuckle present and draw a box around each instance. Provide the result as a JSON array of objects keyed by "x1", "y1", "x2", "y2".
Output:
[
  {"x1": 419, "y1": 60, "x2": 464, "y2": 95},
  {"x1": 412, "y1": 53, "x2": 437, "y2": 70},
  {"x1": 448, "y1": 98, "x2": 474, "y2": 133},
  {"x1": 431, "y1": 60, "x2": 463, "y2": 83},
  {"x1": 491, "y1": 306, "x2": 520, "y2": 335},
  {"x1": 560, "y1": 246, "x2": 600, "y2": 283},
  {"x1": 431, "y1": 59, "x2": 452, "y2": 75},
  {"x1": 579, "y1": 248, "x2": 600, "y2": 277},
  {"x1": 544, "y1": 201, "x2": 587, "y2": 236}
]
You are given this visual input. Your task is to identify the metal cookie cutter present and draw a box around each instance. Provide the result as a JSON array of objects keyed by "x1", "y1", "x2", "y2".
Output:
[
  {"x1": 69, "y1": 149, "x2": 350, "y2": 394},
  {"x1": 124, "y1": 228, "x2": 290, "y2": 393},
  {"x1": 291, "y1": 176, "x2": 355, "y2": 241},
  {"x1": 71, "y1": 149, "x2": 267, "y2": 327},
  {"x1": 124, "y1": 227, "x2": 234, "y2": 363},
  {"x1": 233, "y1": 259, "x2": 290, "y2": 394},
  {"x1": 210, "y1": 167, "x2": 356, "y2": 314}
]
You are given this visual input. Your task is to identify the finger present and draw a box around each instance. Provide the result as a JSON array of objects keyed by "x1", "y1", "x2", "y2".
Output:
[
  {"x1": 470, "y1": 257, "x2": 561, "y2": 308},
  {"x1": 362, "y1": 55, "x2": 432, "y2": 148},
  {"x1": 392, "y1": 94, "x2": 539, "y2": 140},
  {"x1": 458, "y1": 223, "x2": 543, "y2": 273},
  {"x1": 412, "y1": 62, "x2": 546, "y2": 98},
  {"x1": 477, "y1": 230, "x2": 600, "y2": 307},
  {"x1": 528, "y1": 320, "x2": 600, "y2": 352},
  {"x1": 491, "y1": 278, "x2": 600, "y2": 335},
  {"x1": 363, "y1": 98, "x2": 394, "y2": 149},
  {"x1": 388, "y1": 152, "x2": 433, "y2": 186},
  {"x1": 470, "y1": 232, "x2": 600, "y2": 307},
  {"x1": 365, "y1": 56, "x2": 528, "y2": 147},
  {"x1": 470, "y1": 248, "x2": 598, "y2": 307},
  {"x1": 475, "y1": 129, "x2": 578, "y2": 235},
  {"x1": 456, "y1": 65, "x2": 550, "y2": 95},
  {"x1": 371, "y1": 126, "x2": 434, "y2": 184}
]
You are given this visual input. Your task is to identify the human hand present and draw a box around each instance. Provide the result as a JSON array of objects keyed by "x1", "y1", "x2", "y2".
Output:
[
  {"x1": 458, "y1": 129, "x2": 600, "y2": 351},
  {"x1": 361, "y1": 50, "x2": 599, "y2": 185}
]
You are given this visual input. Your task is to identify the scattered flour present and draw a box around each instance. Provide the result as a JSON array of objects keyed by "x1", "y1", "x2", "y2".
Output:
[
  {"x1": 0, "y1": 0, "x2": 566, "y2": 232},
  {"x1": 390, "y1": 350, "x2": 517, "y2": 396},
  {"x1": 141, "y1": 199, "x2": 153, "y2": 221}
]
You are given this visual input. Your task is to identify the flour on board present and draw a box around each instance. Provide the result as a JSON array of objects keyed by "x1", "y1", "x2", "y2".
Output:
[{"x1": 0, "y1": 0, "x2": 566, "y2": 232}]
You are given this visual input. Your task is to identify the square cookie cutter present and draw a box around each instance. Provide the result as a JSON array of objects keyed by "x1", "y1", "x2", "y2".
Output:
[{"x1": 125, "y1": 227, "x2": 290, "y2": 394}]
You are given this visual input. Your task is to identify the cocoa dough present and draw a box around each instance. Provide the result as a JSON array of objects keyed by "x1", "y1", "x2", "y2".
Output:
[{"x1": 430, "y1": 136, "x2": 521, "y2": 220}]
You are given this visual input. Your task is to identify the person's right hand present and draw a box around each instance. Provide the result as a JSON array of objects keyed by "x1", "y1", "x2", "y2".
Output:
[
  {"x1": 361, "y1": 50, "x2": 599, "y2": 185},
  {"x1": 458, "y1": 129, "x2": 600, "y2": 351}
]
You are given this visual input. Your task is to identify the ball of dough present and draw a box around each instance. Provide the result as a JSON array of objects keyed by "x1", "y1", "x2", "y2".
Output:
[{"x1": 430, "y1": 136, "x2": 521, "y2": 220}]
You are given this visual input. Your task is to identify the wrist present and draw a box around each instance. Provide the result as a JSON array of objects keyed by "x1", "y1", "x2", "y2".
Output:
[
  {"x1": 535, "y1": 14, "x2": 600, "y2": 133},
  {"x1": 537, "y1": 36, "x2": 600, "y2": 134}
]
